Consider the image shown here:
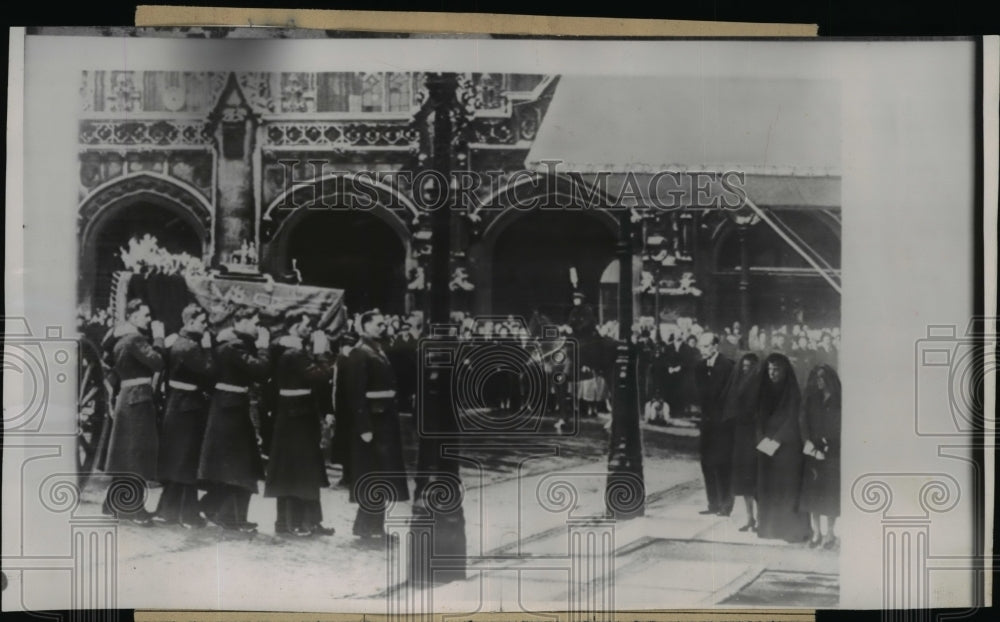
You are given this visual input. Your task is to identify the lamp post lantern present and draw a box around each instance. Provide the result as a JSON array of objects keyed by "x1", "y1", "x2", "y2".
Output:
[{"x1": 730, "y1": 207, "x2": 759, "y2": 341}]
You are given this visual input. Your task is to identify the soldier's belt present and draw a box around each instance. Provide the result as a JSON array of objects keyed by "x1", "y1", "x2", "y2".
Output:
[
  {"x1": 279, "y1": 388, "x2": 312, "y2": 397},
  {"x1": 120, "y1": 377, "x2": 153, "y2": 388},
  {"x1": 168, "y1": 380, "x2": 199, "y2": 391},
  {"x1": 366, "y1": 390, "x2": 396, "y2": 399},
  {"x1": 215, "y1": 382, "x2": 249, "y2": 394}
]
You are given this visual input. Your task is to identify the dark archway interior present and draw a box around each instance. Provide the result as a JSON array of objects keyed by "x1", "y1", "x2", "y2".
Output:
[
  {"x1": 283, "y1": 211, "x2": 406, "y2": 316},
  {"x1": 88, "y1": 202, "x2": 202, "y2": 313},
  {"x1": 716, "y1": 212, "x2": 841, "y2": 271},
  {"x1": 492, "y1": 210, "x2": 617, "y2": 324},
  {"x1": 714, "y1": 212, "x2": 841, "y2": 329}
]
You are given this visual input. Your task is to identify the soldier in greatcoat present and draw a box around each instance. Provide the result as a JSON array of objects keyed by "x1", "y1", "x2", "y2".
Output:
[
  {"x1": 197, "y1": 306, "x2": 271, "y2": 532},
  {"x1": 154, "y1": 303, "x2": 215, "y2": 528},
  {"x1": 346, "y1": 310, "x2": 410, "y2": 540},
  {"x1": 264, "y1": 313, "x2": 336, "y2": 537},
  {"x1": 102, "y1": 298, "x2": 166, "y2": 526},
  {"x1": 329, "y1": 334, "x2": 357, "y2": 488}
]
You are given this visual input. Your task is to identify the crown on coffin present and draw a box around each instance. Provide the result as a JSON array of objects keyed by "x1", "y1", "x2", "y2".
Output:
[{"x1": 224, "y1": 240, "x2": 259, "y2": 274}]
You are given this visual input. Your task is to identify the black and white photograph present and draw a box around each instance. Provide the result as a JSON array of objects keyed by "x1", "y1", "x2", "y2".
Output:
[{"x1": 2, "y1": 28, "x2": 995, "y2": 615}]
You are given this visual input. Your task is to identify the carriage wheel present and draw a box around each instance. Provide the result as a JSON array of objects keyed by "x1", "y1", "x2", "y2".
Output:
[{"x1": 77, "y1": 339, "x2": 110, "y2": 486}]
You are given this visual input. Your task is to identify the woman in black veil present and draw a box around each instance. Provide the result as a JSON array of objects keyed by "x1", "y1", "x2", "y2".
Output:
[
  {"x1": 799, "y1": 364, "x2": 842, "y2": 549},
  {"x1": 721, "y1": 352, "x2": 761, "y2": 532},
  {"x1": 755, "y1": 353, "x2": 812, "y2": 543}
]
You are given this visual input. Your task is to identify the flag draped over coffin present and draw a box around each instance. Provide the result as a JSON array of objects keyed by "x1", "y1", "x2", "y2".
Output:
[{"x1": 115, "y1": 271, "x2": 347, "y2": 336}]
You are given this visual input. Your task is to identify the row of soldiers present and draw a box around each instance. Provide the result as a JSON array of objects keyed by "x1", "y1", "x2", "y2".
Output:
[{"x1": 100, "y1": 298, "x2": 406, "y2": 540}]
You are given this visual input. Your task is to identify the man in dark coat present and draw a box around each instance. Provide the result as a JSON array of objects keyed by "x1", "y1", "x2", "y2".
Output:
[
  {"x1": 680, "y1": 334, "x2": 701, "y2": 415},
  {"x1": 197, "y1": 307, "x2": 271, "y2": 532},
  {"x1": 389, "y1": 323, "x2": 419, "y2": 415},
  {"x1": 567, "y1": 291, "x2": 597, "y2": 338},
  {"x1": 154, "y1": 303, "x2": 215, "y2": 528},
  {"x1": 567, "y1": 291, "x2": 599, "y2": 415},
  {"x1": 264, "y1": 313, "x2": 336, "y2": 537},
  {"x1": 102, "y1": 298, "x2": 166, "y2": 525},
  {"x1": 329, "y1": 334, "x2": 356, "y2": 487},
  {"x1": 662, "y1": 333, "x2": 684, "y2": 417},
  {"x1": 346, "y1": 310, "x2": 410, "y2": 540},
  {"x1": 694, "y1": 332, "x2": 736, "y2": 516}
]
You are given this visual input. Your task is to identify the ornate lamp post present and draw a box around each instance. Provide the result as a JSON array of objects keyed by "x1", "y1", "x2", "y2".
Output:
[
  {"x1": 410, "y1": 72, "x2": 467, "y2": 584},
  {"x1": 604, "y1": 206, "x2": 645, "y2": 519}
]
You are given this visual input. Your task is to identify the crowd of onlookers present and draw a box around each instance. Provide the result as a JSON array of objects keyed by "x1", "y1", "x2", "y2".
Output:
[
  {"x1": 77, "y1": 299, "x2": 840, "y2": 547},
  {"x1": 80, "y1": 305, "x2": 840, "y2": 423},
  {"x1": 332, "y1": 310, "x2": 841, "y2": 426},
  {"x1": 625, "y1": 318, "x2": 839, "y2": 420}
]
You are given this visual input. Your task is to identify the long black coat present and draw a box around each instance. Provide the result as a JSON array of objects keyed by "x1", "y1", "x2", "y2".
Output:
[
  {"x1": 568, "y1": 303, "x2": 600, "y2": 370},
  {"x1": 104, "y1": 325, "x2": 165, "y2": 482},
  {"x1": 346, "y1": 337, "x2": 410, "y2": 506},
  {"x1": 264, "y1": 342, "x2": 334, "y2": 501},
  {"x1": 695, "y1": 354, "x2": 735, "y2": 466},
  {"x1": 721, "y1": 355, "x2": 762, "y2": 496},
  {"x1": 645, "y1": 345, "x2": 671, "y2": 403},
  {"x1": 755, "y1": 354, "x2": 811, "y2": 542},
  {"x1": 389, "y1": 333, "x2": 418, "y2": 411},
  {"x1": 329, "y1": 350, "x2": 353, "y2": 468},
  {"x1": 679, "y1": 343, "x2": 701, "y2": 411},
  {"x1": 661, "y1": 344, "x2": 684, "y2": 414},
  {"x1": 157, "y1": 330, "x2": 215, "y2": 485},
  {"x1": 799, "y1": 366, "x2": 842, "y2": 517},
  {"x1": 197, "y1": 330, "x2": 271, "y2": 493}
]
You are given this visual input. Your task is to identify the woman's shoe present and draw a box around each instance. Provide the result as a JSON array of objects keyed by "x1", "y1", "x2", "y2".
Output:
[
  {"x1": 237, "y1": 522, "x2": 258, "y2": 534},
  {"x1": 738, "y1": 520, "x2": 756, "y2": 532},
  {"x1": 822, "y1": 535, "x2": 839, "y2": 550},
  {"x1": 179, "y1": 517, "x2": 207, "y2": 529},
  {"x1": 808, "y1": 534, "x2": 824, "y2": 548},
  {"x1": 311, "y1": 524, "x2": 336, "y2": 536},
  {"x1": 291, "y1": 527, "x2": 313, "y2": 537},
  {"x1": 152, "y1": 514, "x2": 178, "y2": 526}
]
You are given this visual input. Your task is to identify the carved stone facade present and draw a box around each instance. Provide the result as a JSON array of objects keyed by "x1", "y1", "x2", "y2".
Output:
[
  {"x1": 77, "y1": 70, "x2": 557, "y2": 316},
  {"x1": 77, "y1": 70, "x2": 841, "y2": 327}
]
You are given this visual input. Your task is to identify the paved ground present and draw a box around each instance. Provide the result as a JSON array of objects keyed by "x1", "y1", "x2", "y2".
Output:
[{"x1": 64, "y1": 412, "x2": 837, "y2": 612}]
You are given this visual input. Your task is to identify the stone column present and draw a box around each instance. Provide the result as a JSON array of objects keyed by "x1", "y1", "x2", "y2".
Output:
[{"x1": 211, "y1": 78, "x2": 258, "y2": 268}]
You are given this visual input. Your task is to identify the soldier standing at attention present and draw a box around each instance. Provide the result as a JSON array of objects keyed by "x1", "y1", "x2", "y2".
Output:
[
  {"x1": 329, "y1": 334, "x2": 357, "y2": 488},
  {"x1": 102, "y1": 298, "x2": 166, "y2": 526},
  {"x1": 197, "y1": 306, "x2": 271, "y2": 533},
  {"x1": 347, "y1": 310, "x2": 410, "y2": 541},
  {"x1": 154, "y1": 303, "x2": 215, "y2": 528},
  {"x1": 265, "y1": 313, "x2": 336, "y2": 537}
]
